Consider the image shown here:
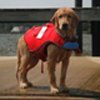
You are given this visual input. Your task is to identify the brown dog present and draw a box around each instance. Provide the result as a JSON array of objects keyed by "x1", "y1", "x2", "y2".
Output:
[{"x1": 16, "y1": 7, "x2": 79, "y2": 94}]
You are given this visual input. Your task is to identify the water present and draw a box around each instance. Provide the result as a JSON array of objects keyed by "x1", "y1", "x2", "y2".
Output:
[
  {"x1": 0, "y1": 33, "x2": 22, "y2": 56},
  {"x1": 0, "y1": 33, "x2": 92, "y2": 56}
]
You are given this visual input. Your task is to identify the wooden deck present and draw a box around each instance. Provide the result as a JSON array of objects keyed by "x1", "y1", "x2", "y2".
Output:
[{"x1": 0, "y1": 56, "x2": 100, "y2": 100}]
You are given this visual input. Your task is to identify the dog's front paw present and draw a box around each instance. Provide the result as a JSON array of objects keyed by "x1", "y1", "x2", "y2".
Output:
[
  {"x1": 19, "y1": 82, "x2": 33, "y2": 89},
  {"x1": 50, "y1": 87, "x2": 59, "y2": 94}
]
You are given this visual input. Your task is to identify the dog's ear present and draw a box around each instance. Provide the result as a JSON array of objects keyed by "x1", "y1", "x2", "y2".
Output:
[
  {"x1": 70, "y1": 12, "x2": 79, "y2": 34},
  {"x1": 50, "y1": 14, "x2": 56, "y2": 24},
  {"x1": 50, "y1": 13, "x2": 59, "y2": 28},
  {"x1": 72, "y1": 13, "x2": 79, "y2": 28}
]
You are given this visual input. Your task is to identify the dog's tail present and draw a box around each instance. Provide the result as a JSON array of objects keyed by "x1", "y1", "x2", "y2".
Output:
[{"x1": 16, "y1": 48, "x2": 21, "y2": 81}]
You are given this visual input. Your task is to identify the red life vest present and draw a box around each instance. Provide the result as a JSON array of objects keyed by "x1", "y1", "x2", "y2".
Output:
[{"x1": 24, "y1": 23, "x2": 65, "y2": 61}]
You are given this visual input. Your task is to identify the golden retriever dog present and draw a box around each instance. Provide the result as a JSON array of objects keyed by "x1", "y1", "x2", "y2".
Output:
[{"x1": 16, "y1": 7, "x2": 79, "y2": 94}]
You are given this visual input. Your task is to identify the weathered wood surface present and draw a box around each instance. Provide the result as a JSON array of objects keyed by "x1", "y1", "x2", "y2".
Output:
[{"x1": 0, "y1": 56, "x2": 100, "y2": 100}]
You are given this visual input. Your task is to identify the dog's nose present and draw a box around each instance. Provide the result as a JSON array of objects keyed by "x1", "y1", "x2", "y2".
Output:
[{"x1": 62, "y1": 24, "x2": 68, "y2": 30}]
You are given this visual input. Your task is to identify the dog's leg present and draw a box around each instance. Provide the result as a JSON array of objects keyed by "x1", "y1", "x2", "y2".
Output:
[
  {"x1": 60, "y1": 59, "x2": 69, "y2": 92},
  {"x1": 47, "y1": 44, "x2": 59, "y2": 94},
  {"x1": 17, "y1": 54, "x2": 38, "y2": 89},
  {"x1": 16, "y1": 36, "x2": 28, "y2": 88},
  {"x1": 60, "y1": 52, "x2": 71, "y2": 92},
  {"x1": 18, "y1": 55, "x2": 31, "y2": 88},
  {"x1": 47, "y1": 60, "x2": 59, "y2": 94},
  {"x1": 23, "y1": 57, "x2": 39, "y2": 87},
  {"x1": 26, "y1": 57, "x2": 38, "y2": 72}
]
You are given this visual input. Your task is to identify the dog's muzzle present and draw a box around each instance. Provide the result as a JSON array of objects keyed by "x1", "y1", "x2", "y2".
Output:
[{"x1": 62, "y1": 23, "x2": 68, "y2": 30}]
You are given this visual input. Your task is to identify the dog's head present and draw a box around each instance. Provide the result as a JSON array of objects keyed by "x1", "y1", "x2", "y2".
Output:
[{"x1": 51, "y1": 7, "x2": 79, "y2": 40}]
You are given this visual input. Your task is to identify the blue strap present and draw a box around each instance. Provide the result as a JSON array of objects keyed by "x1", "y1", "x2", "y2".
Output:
[{"x1": 63, "y1": 42, "x2": 79, "y2": 50}]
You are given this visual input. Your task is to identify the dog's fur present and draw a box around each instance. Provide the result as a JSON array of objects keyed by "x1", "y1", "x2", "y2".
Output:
[{"x1": 16, "y1": 7, "x2": 79, "y2": 94}]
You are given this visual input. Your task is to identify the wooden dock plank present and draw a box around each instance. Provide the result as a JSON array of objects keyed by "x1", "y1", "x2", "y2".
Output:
[{"x1": 0, "y1": 56, "x2": 100, "y2": 100}]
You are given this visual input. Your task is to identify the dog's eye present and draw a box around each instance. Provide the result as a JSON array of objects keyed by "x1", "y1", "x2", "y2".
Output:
[
  {"x1": 67, "y1": 15, "x2": 71, "y2": 18},
  {"x1": 59, "y1": 15, "x2": 63, "y2": 18}
]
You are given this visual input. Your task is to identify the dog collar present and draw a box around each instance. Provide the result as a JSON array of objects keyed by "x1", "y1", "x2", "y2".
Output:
[{"x1": 57, "y1": 30, "x2": 78, "y2": 42}]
